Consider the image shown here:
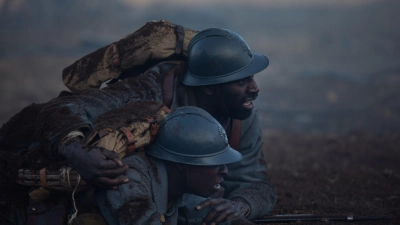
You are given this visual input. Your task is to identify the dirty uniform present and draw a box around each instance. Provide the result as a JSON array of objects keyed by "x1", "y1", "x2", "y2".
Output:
[
  {"x1": 94, "y1": 153, "x2": 184, "y2": 225},
  {"x1": 32, "y1": 61, "x2": 277, "y2": 220}
]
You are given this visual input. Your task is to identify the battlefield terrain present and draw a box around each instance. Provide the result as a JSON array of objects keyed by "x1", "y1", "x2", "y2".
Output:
[{"x1": 1, "y1": 0, "x2": 399, "y2": 224}]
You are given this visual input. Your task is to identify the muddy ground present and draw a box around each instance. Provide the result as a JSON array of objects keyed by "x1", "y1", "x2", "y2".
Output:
[{"x1": 260, "y1": 131, "x2": 400, "y2": 225}]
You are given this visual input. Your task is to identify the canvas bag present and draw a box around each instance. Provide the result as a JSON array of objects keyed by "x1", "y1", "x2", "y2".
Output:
[{"x1": 62, "y1": 20, "x2": 197, "y2": 94}]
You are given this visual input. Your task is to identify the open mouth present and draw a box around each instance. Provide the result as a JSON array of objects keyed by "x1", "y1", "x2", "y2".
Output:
[
  {"x1": 243, "y1": 100, "x2": 254, "y2": 109},
  {"x1": 213, "y1": 182, "x2": 222, "y2": 191},
  {"x1": 244, "y1": 101, "x2": 252, "y2": 106}
]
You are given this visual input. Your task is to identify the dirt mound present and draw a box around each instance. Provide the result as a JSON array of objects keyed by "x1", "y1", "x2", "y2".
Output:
[{"x1": 263, "y1": 131, "x2": 400, "y2": 224}]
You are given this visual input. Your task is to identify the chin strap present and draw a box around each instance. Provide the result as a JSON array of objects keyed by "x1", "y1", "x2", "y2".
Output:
[
  {"x1": 184, "y1": 166, "x2": 192, "y2": 195},
  {"x1": 214, "y1": 85, "x2": 242, "y2": 150},
  {"x1": 229, "y1": 119, "x2": 242, "y2": 150},
  {"x1": 214, "y1": 84, "x2": 230, "y2": 117}
]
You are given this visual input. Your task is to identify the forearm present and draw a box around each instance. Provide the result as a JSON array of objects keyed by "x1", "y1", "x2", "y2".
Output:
[{"x1": 35, "y1": 70, "x2": 164, "y2": 158}]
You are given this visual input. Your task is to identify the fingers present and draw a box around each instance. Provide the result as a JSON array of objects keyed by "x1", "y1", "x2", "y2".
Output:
[
  {"x1": 199, "y1": 198, "x2": 242, "y2": 225},
  {"x1": 213, "y1": 208, "x2": 236, "y2": 224},
  {"x1": 201, "y1": 199, "x2": 228, "y2": 224},
  {"x1": 99, "y1": 165, "x2": 129, "y2": 178},
  {"x1": 96, "y1": 147, "x2": 125, "y2": 169},
  {"x1": 95, "y1": 176, "x2": 129, "y2": 189},
  {"x1": 99, "y1": 148, "x2": 122, "y2": 162},
  {"x1": 100, "y1": 148, "x2": 124, "y2": 167},
  {"x1": 196, "y1": 198, "x2": 225, "y2": 210},
  {"x1": 112, "y1": 157, "x2": 124, "y2": 167},
  {"x1": 202, "y1": 206, "x2": 218, "y2": 225}
]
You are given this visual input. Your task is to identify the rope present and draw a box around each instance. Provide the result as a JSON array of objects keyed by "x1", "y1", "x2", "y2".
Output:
[{"x1": 67, "y1": 167, "x2": 81, "y2": 225}]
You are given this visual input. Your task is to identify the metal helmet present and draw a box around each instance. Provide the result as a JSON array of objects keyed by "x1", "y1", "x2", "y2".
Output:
[
  {"x1": 146, "y1": 106, "x2": 242, "y2": 166},
  {"x1": 182, "y1": 28, "x2": 269, "y2": 86}
]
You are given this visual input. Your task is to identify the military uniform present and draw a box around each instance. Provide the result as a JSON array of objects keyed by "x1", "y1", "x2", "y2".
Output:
[
  {"x1": 95, "y1": 154, "x2": 184, "y2": 225},
  {"x1": 32, "y1": 61, "x2": 276, "y2": 220}
]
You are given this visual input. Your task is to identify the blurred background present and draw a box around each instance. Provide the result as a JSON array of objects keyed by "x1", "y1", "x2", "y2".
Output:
[{"x1": 1, "y1": 0, "x2": 400, "y2": 135}]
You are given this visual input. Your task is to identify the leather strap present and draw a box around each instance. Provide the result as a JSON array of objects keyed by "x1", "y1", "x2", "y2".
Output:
[
  {"x1": 229, "y1": 119, "x2": 242, "y2": 150},
  {"x1": 119, "y1": 127, "x2": 136, "y2": 144},
  {"x1": 119, "y1": 127, "x2": 137, "y2": 153},
  {"x1": 175, "y1": 25, "x2": 185, "y2": 55},
  {"x1": 39, "y1": 168, "x2": 48, "y2": 188},
  {"x1": 163, "y1": 65, "x2": 178, "y2": 108}
]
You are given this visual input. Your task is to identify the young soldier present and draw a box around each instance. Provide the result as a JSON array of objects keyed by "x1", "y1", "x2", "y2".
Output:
[{"x1": 91, "y1": 106, "x2": 242, "y2": 225}]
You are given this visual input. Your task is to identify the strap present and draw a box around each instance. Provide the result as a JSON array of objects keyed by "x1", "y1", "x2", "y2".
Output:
[
  {"x1": 175, "y1": 25, "x2": 185, "y2": 55},
  {"x1": 119, "y1": 127, "x2": 137, "y2": 153},
  {"x1": 229, "y1": 119, "x2": 242, "y2": 150},
  {"x1": 163, "y1": 65, "x2": 178, "y2": 108},
  {"x1": 39, "y1": 168, "x2": 48, "y2": 188}
]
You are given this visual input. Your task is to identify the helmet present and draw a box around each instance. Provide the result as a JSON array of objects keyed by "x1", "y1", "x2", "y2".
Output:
[
  {"x1": 146, "y1": 106, "x2": 242, "y2": 166},
  {"x1": 182, "y1": 28, "x2": 269, "y2": 86}
]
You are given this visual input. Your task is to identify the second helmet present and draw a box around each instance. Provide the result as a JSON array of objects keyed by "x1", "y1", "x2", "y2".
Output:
[{"x1": 146, "y1": 106, "x2": 242, "y2": 166}]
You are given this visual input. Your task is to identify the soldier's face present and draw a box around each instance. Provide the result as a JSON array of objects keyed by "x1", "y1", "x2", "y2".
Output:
[
  {"x1": 219, "y1": 75, "x2": 259, "y2": 120},
  {"x1": 186, "y1": 164, "x2": 228, "y2": 197}
]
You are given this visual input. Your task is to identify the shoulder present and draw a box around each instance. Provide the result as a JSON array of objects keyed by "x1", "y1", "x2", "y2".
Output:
[
  {"x1": 122, "y1": 154, "x2": 166, "y2": 179},
  {"x1": 241, "y1": 108, "x2": 261, "y2": 134}
]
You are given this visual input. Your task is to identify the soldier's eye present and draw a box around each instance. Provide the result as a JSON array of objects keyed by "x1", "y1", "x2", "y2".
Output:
[{"x1": 238, "y1": 78, "x2": 246, "y2": 84}]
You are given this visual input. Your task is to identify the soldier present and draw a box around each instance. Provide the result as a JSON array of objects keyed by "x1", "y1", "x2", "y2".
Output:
[
  {"x1": 92, "y1": 106, "x2": 243, "y2": 225},
  {"x1": 1, "y1": 27, "x2": 276, "y2": 224}
]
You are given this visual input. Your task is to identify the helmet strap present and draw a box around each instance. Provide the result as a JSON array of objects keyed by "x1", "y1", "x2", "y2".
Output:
[
  {"x1": 215, "y1": 84, "x2": 230, "y2": 117},
  {"x1": 183, "y1": 165, "x2": 192, "y2": 195}
]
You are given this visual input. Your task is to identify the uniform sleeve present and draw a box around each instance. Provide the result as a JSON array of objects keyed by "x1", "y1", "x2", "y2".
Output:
[
  {"x1": 94, "y1": 156, "x2": 163, "y2": 225},
  {"x1": 33, "y1": 67, "x2": 165, "y2": 158},
  {"x1": 223, "y1": 109, "x2": 277, "y2": 219}
]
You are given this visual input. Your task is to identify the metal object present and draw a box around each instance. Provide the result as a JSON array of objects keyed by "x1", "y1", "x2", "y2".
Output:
[
  {"x1": 146, "y1": 106, "x2": 242, "y2": 166},
  {"x1": 182, "y1": 28, "x2": 269, "y2": 86},
  {"x1": 252, "y1": 214, "x2": 392, "y2": 223},
  {"x1": 17, "y1": 167, "x2": 87, "y2": 191}
]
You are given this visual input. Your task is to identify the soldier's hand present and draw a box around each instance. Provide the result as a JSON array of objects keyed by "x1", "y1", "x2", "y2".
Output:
[
  {"x1": 62, "y1": 137, "x2": 129, "y2": 189},
  {"x1": 196, "y1": 197, "x2": 250, "y2": 225}
]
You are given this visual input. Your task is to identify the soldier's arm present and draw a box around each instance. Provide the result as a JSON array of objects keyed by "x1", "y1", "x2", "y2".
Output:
[
  {"x1": 33, "y1": 66, "x2": 165, "y2": 188},
  {"x1": 35, "y1": 66, "x2": 165, "y2": 158},
  {"x1": 223, "y1": 109, "x2": 277, "y2": 219}
]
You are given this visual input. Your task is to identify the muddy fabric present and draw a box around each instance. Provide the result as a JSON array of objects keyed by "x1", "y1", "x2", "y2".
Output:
[
  {"x1": 94, "y1": 154, "x2": 185, "y2": 225},
  {"x1": 0, "y1": 151, "x2": 28, "y2": 225},
  {"x1": 87, "y1": 101, "x2": 170, "y2": 158},
  {"x1": 0, "y1": 62, "x2": 184, "y2": 225},
  {"x1": 32, "y1": 60, "x2": 276, "y2": 219},
  {"x1": 62, "y1": 20, "x2": 197, "y2": 94},
  {"x1": 0, "y1": 102, "x2": 64, "y2": 224},
  {"x1": 0, "y1": 103, "x2": 45, "y2": 154},
  {"x1": 35, "y1": 61, "x2": 183, "y2": 159}
]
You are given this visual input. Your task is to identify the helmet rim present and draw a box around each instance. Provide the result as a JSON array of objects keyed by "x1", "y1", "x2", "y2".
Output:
[
  {"x1": 182, "y1": 52, "x2": 269, "y2": 86},
  {"x1": 147, "y1": 141, "x2": 242, "y2": 166},
  {"x1": 146, "y1": 106, "x2": 243, "y2": 166}
]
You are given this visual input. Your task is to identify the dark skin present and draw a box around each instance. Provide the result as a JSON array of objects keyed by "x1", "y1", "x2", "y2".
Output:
[
  {"x1": 165, "y1": 162, "x2": 229, "y2": 207},
  {"x1": 196, "y1": 75, "x2": 259, "y2": 121},
  {"x1": 62, "y1": 137, "x2": 129, "y2": 189},
  {"x1": 194, "y1": 75, "x2": 259, "y2": 224}
]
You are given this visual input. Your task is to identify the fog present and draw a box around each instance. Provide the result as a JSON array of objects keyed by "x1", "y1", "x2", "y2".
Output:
[{"x1": 1, "y1": 0, "x2": 399, "y2": 134}]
